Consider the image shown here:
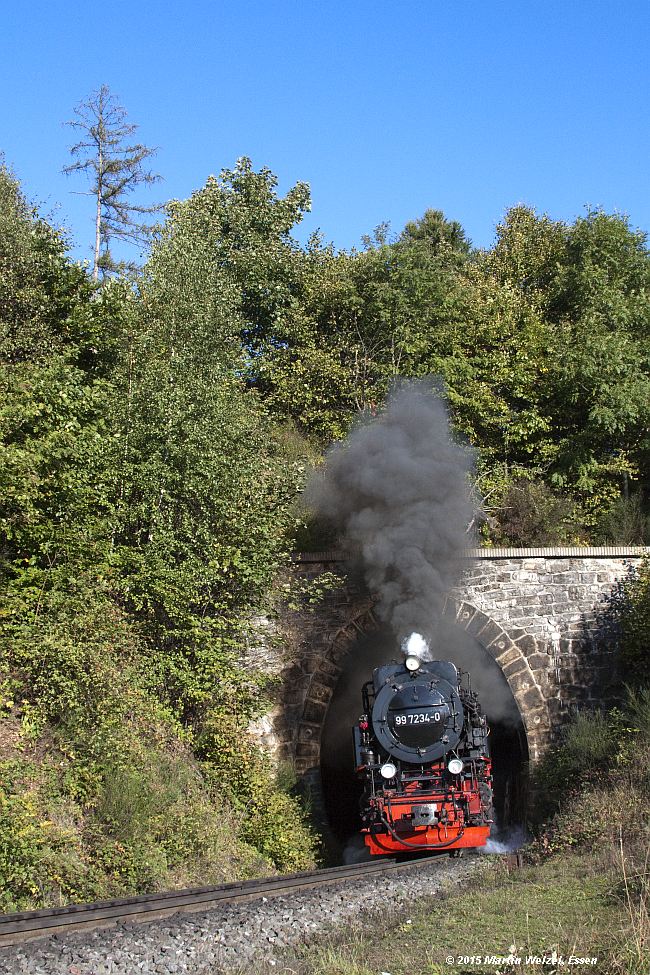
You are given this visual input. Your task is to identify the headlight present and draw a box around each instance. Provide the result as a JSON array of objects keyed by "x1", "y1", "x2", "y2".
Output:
[
  {"x1": 404, "y1": 655, "x2": 421, "y2": 672},
  {"x1": 448, "y1": 758, "x2": 463, "y2": 775},
  {"x1": 380, "y1": 762, "x2": 397, "y2": 779}
]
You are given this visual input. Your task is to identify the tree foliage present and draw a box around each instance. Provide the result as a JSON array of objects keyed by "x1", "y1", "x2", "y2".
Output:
[
  {"x1": 0, "y1": 163, "x2": 317, "y2": 909},
  {"x1": 248, "y1": 199, "x2": 650, "y2": 542},
  {"x1": 605, "y1": 557, "x2": 650, "y2": 686}
]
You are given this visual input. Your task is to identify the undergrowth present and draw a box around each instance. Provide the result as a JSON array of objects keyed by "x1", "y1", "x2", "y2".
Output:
[
  {"x1": 0, "y1": 164, "x2": 319, "y2": 912},
  {"x1": 0, "y1": 576, "x2": 317, "y2": 911}
]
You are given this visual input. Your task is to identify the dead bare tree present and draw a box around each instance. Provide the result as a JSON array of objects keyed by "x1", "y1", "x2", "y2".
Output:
[{"x1": 64, "y1": 85, "x2": 161, "y2": 279}]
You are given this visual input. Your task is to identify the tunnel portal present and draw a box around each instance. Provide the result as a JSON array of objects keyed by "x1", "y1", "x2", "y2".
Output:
[
  {"x1": 282, "y1": 547, "x2": 640, "y2": 790},
  {"x1": 275, "y1": 549, "x2": 646, "y2": 859}
]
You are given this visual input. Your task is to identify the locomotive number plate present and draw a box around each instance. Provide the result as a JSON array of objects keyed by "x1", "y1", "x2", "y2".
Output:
[{"x1": 394, "y1": 712, "x2": 441, "y2": 725}]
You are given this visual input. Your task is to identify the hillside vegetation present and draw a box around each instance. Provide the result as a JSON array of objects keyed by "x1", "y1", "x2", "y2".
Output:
[
  {"x1": 0, "y1": 164, "x2": 317, "y2": 909},
  {"x1": 1, "y1": 157, "x2": 649, "y2": 908}
]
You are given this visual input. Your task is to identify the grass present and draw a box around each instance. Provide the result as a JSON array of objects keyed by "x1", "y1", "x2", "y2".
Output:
[{"x1": 612, "y1": 832, "x2": 649, "y2": 975}]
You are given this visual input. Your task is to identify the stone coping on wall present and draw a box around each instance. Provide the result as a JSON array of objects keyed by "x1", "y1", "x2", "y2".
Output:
[{"x1": 295, "y1": 546, "x2": 650, "y2": 563}]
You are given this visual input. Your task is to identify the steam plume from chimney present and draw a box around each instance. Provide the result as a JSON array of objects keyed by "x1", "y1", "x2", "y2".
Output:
[{"x1": 307, "y1": 381, "x2": 475, "y2": 646}]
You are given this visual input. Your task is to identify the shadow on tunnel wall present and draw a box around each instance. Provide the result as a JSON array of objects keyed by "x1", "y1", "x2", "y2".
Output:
[{"x1": 318, "y1": 621, "x2": 529, "y2": 864}]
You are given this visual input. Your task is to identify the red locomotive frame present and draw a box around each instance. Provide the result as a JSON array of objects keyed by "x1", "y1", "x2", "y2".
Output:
[{"x1": 360, "y1": 758, "x2": 492, "y2": 855}]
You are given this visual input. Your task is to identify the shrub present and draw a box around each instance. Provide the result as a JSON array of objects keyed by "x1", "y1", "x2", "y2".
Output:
[
  {"x1": 531, "y1": 689, "x2": 650, "y2": 859},
  {"x1": 0, "y1": 163, "x2": 319, "y2": 909},
  {"x1": 492, "y1": 480, "x2": 581, "y2": 546},
  {"x1": 612, "y1": 559, "x2": 650, "y2": 685},
  {"x1": 198, "y1": 708, "x2": 318, "y2": 873},
  {"x1": 596, "y1": 493, "x2": 650, "y2": 545}
]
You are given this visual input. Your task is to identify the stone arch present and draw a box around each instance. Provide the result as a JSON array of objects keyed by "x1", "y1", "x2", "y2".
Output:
[
  {"x1": 293, "y1": 598, "x2": 379, "y2": 775},
  {"x1": 442, "y1": 595, "x2": 551, "y2": 762},
  {"x1": 292, "y1": 594, "x2": 551, "y2": 775}
]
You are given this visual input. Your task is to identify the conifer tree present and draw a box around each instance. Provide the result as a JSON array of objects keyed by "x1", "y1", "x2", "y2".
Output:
[{"x1": 64, "y1": 85, "x2": 161, "y2": 279}]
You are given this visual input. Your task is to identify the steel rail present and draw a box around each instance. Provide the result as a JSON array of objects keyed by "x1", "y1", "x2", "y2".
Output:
[{"x1": 0, "y1": 855, "x2": 447, "y2": 948}]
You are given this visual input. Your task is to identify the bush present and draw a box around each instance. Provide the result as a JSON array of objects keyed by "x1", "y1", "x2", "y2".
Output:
[
  {"x1": 0, "y1": 164, "x2": 319, "y2": 910},
  {"x1": 197, "y1": 708, "x2": 318, "y2": 873},
  {"x1": 492, "y1": 480, "x2": 581, "y2": 547},
  {"x1": 531, "y1": 689, "x2": 650, "y2": 858},
  {"x1": 596, "y1": 493, "x2": 650, "y2": 545},
  {"x1": 0, "y1": 744, "x2": 273, "y2": 911},
  {"x1": 611, "y1": 559, "x2": 650, "y2": 685}
]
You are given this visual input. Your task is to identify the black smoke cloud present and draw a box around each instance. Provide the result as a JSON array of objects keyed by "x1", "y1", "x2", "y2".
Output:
[{"x1": 307, "y1": 381, "x2": 475, "y2": 644}]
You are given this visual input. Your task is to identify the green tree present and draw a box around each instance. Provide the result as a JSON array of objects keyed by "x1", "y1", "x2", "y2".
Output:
[
  {"x1": 64, "y1": 85, "x2": 161, "y2": 279},
  {"x1": 398, "y1": 207, "x2": 471, "y2": 256},
  {"x1": 0, "y1": 162, "x2": 116, "y2": 573},
  {"x1": 0, "y1": 164, "x2": 316, "y2": 908},
  {"x1": 251, "y1": 201, "x2": 650, "y2": 541},
  {"x1": 0, "y1": 163, "x2": 99, "y2": 364},
  {"x1": 105, "y1": 174, "x2": 317, "y2": 866},
  {"x1": 163, "y1": 156, "x2": 310, "y2": 352},
  {"x1": 485, "y1": 207, "x2": 650, "y2": 508},
  {"x1": 251, "y1": 211, "x2": 473, "y2": 441},
  {"x1": 111, "y1": 169, "x2": 309, "y2": 708}
]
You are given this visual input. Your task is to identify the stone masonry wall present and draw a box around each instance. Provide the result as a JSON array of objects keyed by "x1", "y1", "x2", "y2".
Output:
[{"x1": 457, "y1": 554, "x2": 636, "y2": 726}]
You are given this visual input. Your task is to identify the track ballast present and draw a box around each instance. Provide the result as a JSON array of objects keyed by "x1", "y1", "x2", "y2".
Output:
[{"x1": 0, "y1": 855, "x2": 448, "y2": 948}]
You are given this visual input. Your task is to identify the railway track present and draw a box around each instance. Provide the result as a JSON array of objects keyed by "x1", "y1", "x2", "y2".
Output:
[{"x1": 0, "y1": 855, "x2": 448, "y2": 949}]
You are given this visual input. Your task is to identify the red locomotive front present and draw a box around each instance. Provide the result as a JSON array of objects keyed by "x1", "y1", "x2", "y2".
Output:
[{"x1": 353, "y1": 653, "x2": 493, "y2": 855}]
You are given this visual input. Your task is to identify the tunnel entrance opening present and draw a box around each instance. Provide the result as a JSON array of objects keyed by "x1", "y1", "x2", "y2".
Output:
[
  {"x1": 488, "y1": 719, "x2": 529, "y2": 829},
  {"x1": 318, "y1": 618, "x2": 529, "y2": 860},
  {"x1": 320, "y1": 628, "x2": 397, "y2": 856}
]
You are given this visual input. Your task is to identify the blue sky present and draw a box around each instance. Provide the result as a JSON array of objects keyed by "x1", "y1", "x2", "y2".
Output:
[{"x1": 2, "y1": 0, "x2": 648, "y2": 265}]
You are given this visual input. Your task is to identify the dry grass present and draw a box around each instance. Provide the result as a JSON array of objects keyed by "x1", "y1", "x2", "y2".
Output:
[{"x1": 606, "y1": 832, "x2": 649, "y2": 974}]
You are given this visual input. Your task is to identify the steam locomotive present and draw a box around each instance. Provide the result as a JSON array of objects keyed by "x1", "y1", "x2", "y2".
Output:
[{"x1": 353, "y1": 653, "x2": 493, "y2": 855}]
